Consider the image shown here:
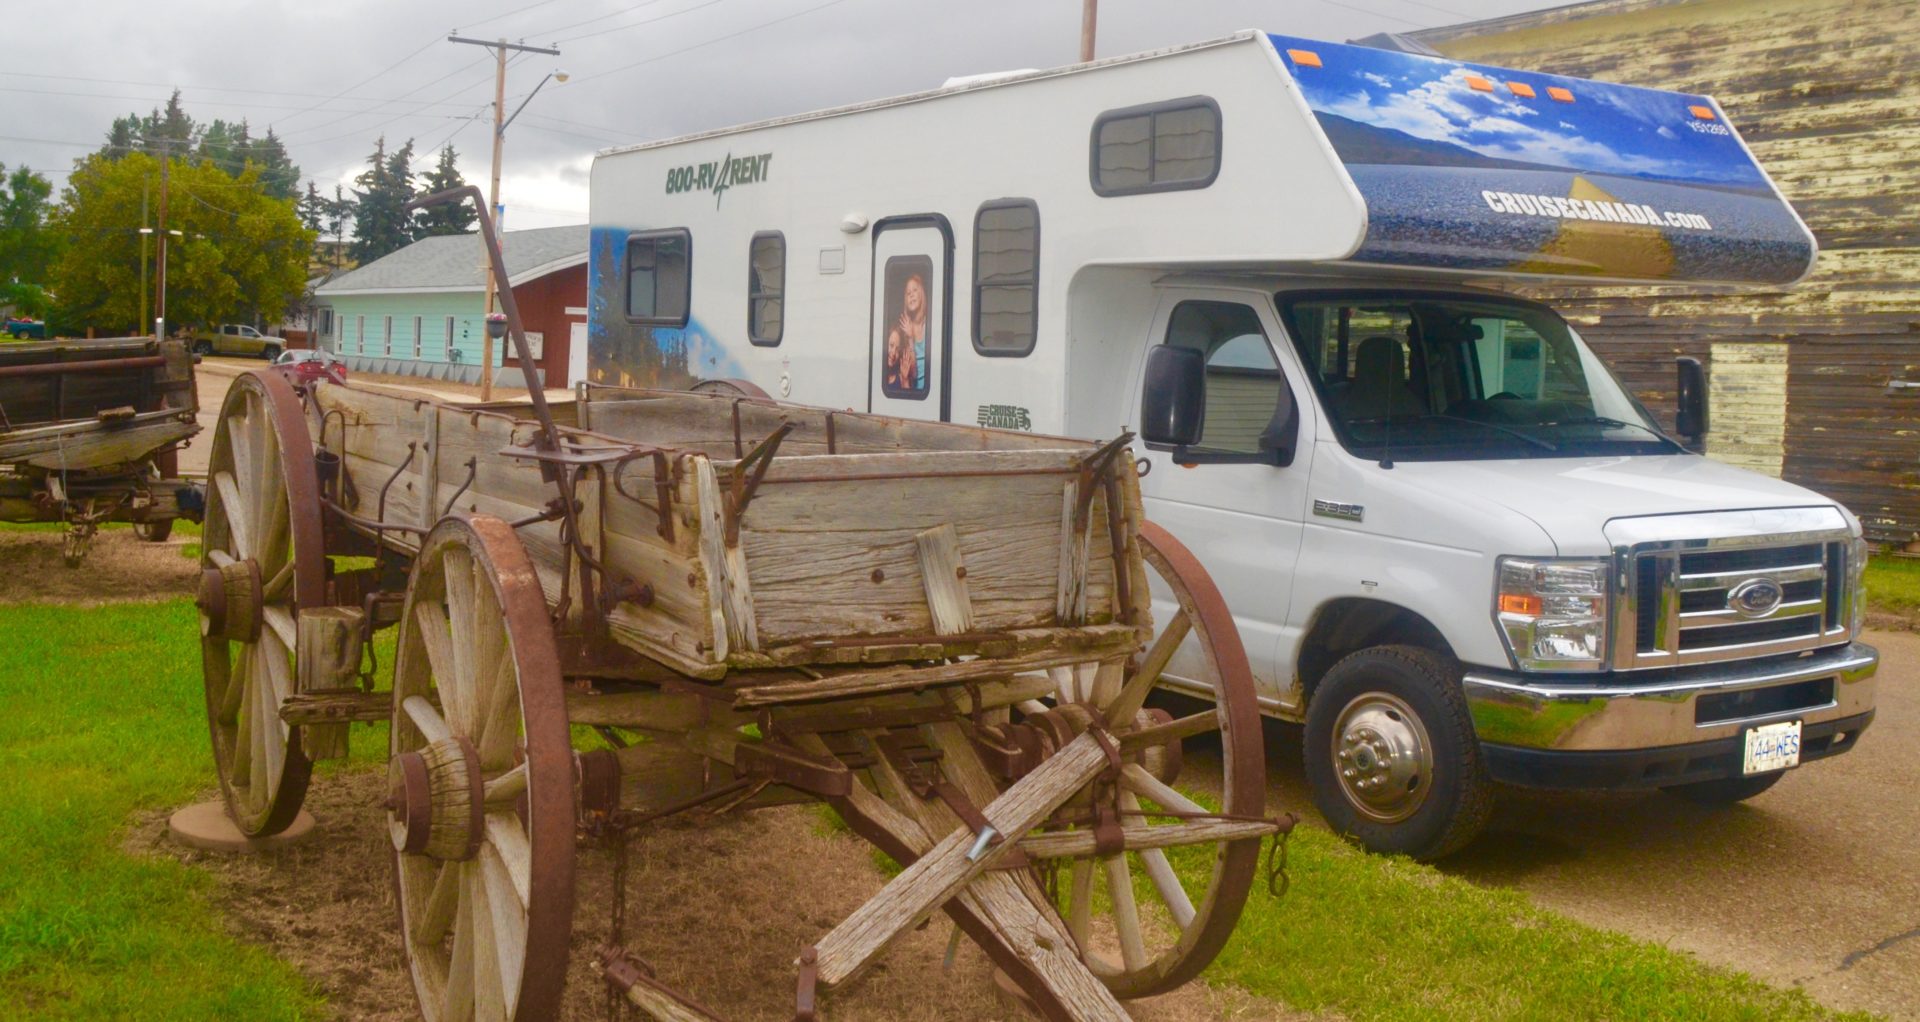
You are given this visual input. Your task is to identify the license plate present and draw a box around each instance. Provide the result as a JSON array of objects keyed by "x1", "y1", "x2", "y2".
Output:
[{"x1": 1742, "y1": 720, "x2": 1802, "y2": 775}]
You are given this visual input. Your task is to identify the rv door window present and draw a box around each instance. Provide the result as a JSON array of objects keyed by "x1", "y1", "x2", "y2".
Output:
[
  {"x1": 972, "y1": 199, "x2": 1038, "y2": 356},
  {"x1": 1091, "y1": 97, "x2": 1221, "y2": 196},
  {"x1": 1161, "y1": 300, "x2": 1287, "y2": 455},
  {"x1": 625, "y1": 230, "x2": 691, "y2": 326},
  {"x1": 748, "y1": 232, "x2": 784, "y2": 346}
]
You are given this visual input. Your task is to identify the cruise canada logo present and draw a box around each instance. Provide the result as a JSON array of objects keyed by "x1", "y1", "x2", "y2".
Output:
[{"x1": 664, "y1": 152, "x2": 772, "y2": 208}]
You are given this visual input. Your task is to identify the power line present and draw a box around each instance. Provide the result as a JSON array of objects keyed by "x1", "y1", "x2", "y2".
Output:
[
  {"x1": 459, "y1": 0, "x2": 576, "y2": 33},
  {"x1": 278, "y1": 55, "x2": 494, "y2": 141},
  {"x1": 533, "y1": 0, "x2": 681, "y2": 42},
  {"x1": 552, "y1": 0, "x2": 732, "y2": 46},
  {"x1": 0, "y1": 70, "x2": 488, "y2": 112},
  {"x1": 569, "y1": 0, "x2": 856, "y2": 86},
  {"x1": 271, "y1": 36, "x2": 447, "y2": 128},
  {"x1": 0, "y1": 83, "x2": 485, "y2": 120}
]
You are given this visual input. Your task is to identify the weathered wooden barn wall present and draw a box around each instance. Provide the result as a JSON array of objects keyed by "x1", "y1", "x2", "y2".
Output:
[{"x1": 1416, "y1": 0, "x2": 1920, "y2": 543}]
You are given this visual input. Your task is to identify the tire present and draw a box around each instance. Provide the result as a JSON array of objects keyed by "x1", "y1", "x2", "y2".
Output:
[
  {"x1": 1664, "y1": 771, "x2": 1783, "y2": 805},
  {"x1": 193, "y1": 341, "x2": 213, "y2": 356},
  {"x1": 262, "y1": 344, "x2": 282, "y2": 361},
  {"x1": 132, "y1": 519, "x2": 173, "y2": 543},
  {"x1": 1304, "y1": 645, "x2": 1493, "y2": 860}
]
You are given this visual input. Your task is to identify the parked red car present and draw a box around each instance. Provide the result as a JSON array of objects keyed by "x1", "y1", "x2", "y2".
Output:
[{"x1": 271, "y1": 348, "x2": 347, "y2": 386}]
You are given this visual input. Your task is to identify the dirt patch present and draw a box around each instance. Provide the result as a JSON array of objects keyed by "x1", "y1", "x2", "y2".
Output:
[
  {"x1": 132, "y1": 769, "x2": 1303, "y2": 1021},
  {"x1": 0, "y1": 527, "x2": 197, "y2": 604}
]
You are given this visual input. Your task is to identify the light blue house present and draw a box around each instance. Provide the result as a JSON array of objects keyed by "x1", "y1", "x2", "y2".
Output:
[{"x1": 311, "y1": 225, "x2": 588, "y2": 388}]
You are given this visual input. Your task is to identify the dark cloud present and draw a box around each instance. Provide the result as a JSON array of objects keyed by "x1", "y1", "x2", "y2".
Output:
[{"x1": 2, "y1": 0, "x2": 1558, "y2": 228}]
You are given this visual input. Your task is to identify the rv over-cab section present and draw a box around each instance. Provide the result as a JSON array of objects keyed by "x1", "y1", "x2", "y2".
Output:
[{"x1": 585, "y1": 31, "x2": 1815, "y2": 425}]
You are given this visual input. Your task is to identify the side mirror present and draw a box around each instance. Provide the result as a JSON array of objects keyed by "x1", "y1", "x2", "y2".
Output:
[
  {"x1": 1140, "y1": 346, "x2": 1206, "y2": 448},
  {"x1": 1675, "y1": 356, "x2": 1708, "y2": 443}
]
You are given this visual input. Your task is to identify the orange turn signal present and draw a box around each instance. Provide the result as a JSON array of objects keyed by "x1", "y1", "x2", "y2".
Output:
[
  {"x1": 1465, "y1": 75, "x2": 1494, "y2": 92},
  {"x1": 1547, "y1": 86, "x2": 1575, "y2": 103},
  {"x1": 1688, "y1": 104, "x2": 1716, "y2": 120},
  {"x1": 1500, "y1": 594, "x2": 1543, "y2": 616},
  {"x1": 1507, "y1": 81, "x2": 1537, "y2": 98},
  {"x1": 1288, "y1": 48, "x2": 1322, "y2": 67}
]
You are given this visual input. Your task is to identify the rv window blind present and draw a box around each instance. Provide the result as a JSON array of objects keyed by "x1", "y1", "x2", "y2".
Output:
[
  {"x1": 972, "y1": 199, "x2": 1038, "y2": 357},
  {"x1": 1090, "y1": 97, "x2": 1221, "y2": 196},
  {"x1": 748, "y1": 231, "x2": 784, "y2": 346},
  {"x1": 625, "y1": 230, "x2": 692, "y2": 326}
]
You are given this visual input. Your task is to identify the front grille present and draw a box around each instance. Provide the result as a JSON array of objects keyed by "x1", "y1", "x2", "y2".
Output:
[{"x1": 1623, "y1": 534, "x2": 1849, "y2": 669}]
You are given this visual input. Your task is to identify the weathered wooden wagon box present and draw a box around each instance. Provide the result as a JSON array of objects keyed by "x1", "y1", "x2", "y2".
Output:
[{"x1": 311, "y1": 383, "x2": 1147, "y2": 686}]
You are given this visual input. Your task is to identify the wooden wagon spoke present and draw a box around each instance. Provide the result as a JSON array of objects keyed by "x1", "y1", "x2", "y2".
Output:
[
  {"x1": 403, "y1": 694, "x2": 454, "y2": 745},
  {"x1": 412, "y1": 602, "x2": 471, "y2": 734},
  {"x1": 252, "y1": 421, "x2": 288, "y2": 575},
  {"x1": 207, "y1": 547, "x2": 237, "y2": 569},
  {"x1": 229, "y1": 655, "x2": 254, "y2": 783},
  {"x1": 1102, "y1": 854, "x2": 1151, "y2": 972},
  {"x1": 1120, "y1": 763, "x2": 1207, "y2": 817},
  {"x1": 212, "y1": 471, "x2": 254, "y2": 558},
  {"x1": 261, "y1": 559, "x2": 294, "y2": 602},
  {"x1": 247, "y1": 651, "x2": 272, "y2": 806},
  {"x1": 252, "y1": 643, "x2": 286, "y2": 790},
  {"x1": 263, "y1": 605, "x2": 298, "y2": 656},
  {"x1": 478, "y1": 842, "x2": 529, "y2": 1013},
  {"x1": 414, "y1": 860, "x2": 461, "y2": 948},
  {"x1": 1107, "y1": 610, "x2": 1191, "y2": 725},
  {"x1": 466, "y1": 860, "x2": 511, "y2": 1022},
  {"x1": 1067, "y1": 857, "x2": 1095, "y2": 952},
  {"x1": 443, "y1": 873, "x2": 476, "y2": 1022},
  {"x1": 483, "y1": 813, "x2": 531, "y2": 908},
  {"x1": 469, "y1": 582, "x2": 515, "y2": 765},
  {"x1": 227, "y1": 404, "x2": 256, "y2": 510},
  {"x1": 1121, "y1": 791, "x2": 1196, "y2": 930},
  {"x1": 257, "y1": 632, "x2": 294, "y2": 710},
  {"x1": 218, "y1": 642, "x2": 248, "y2": 723},
  {"x1": 443, "y1": 547, "x2": 479, "y2": 705},
  {"x1": 481, "y1": 764, "x2": 527, "y2": 807}
]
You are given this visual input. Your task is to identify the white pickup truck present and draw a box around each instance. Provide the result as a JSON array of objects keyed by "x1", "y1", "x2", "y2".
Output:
[{"x1": 583, "y1": 30, "x2": 1879, "y2": 858}]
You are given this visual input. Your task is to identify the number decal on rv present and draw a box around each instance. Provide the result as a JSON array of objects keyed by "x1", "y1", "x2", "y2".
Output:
[{"x1": 664, "y1": 152, "x2": 773, "y2": 208}]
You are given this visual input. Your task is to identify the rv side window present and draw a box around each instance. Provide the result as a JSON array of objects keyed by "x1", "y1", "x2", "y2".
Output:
[
  {"x1": 1161, "y1": 300, "x2": 1286, "y2": 455},
  {"x1": 625, "y1": 230, "x2": 691, "y2": 326},
  {"x1": 748, "y1": 232, "x2": 784, "y2": 346},
  {"x1": 1091, "y1": 98, "x2": 1221, "y2": 196},
  {"x1": 972, "y1": 199, "x2": 1038, "y2": 356}
]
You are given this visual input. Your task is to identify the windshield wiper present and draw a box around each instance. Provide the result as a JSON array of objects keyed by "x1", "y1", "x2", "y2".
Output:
[
  {"x1": 1539, "y1": 416, "x2": 1686, "y2": 453},
  {"x1": 1416, "y1": 414, "x2": 1559, "y2": 452}
]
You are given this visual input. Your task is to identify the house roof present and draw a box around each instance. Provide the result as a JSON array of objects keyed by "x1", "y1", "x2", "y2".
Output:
[{"x1": 315, "y1": 225, "x2": 588, "y2": 297}]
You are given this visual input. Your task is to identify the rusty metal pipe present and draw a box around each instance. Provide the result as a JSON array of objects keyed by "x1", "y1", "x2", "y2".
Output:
[{"x1": 0, "y1": 355, "x2": 166, "y2": 378}]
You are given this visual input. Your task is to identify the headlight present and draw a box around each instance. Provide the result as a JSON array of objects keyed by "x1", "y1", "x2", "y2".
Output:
[{"x1": 1495, "y1": 557, "x2": 1609, "y2": 671}]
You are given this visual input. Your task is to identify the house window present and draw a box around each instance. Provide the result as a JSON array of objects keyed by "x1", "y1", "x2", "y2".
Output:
[
  {"x1": 383, "y1": 315, "x2": 393, "y2": 356},
  {"x1": 1091, "y1": 97, "x2": 1221, "y2": 196},
  {"x1": 356, "y1": 315, "x2": 365, "y2": 354},
  {"x1": 318, "y1": 309, "x2": 334, "y2": 347},
  {"x1": 625, "y1": 230, "x2": 691, "y2": 326},
  {"x1": 444, "y1": 316, "x2": 456, "y2": 361},
  {"x1": 411, "y1": 316, "x2": 423, "y2": 359},
  {"x1": 972, "y1": 200, "x2": 1038, "y2": 357},
  {"x1": 748, "y1": 231, "x2": 784, "y2": 346}
]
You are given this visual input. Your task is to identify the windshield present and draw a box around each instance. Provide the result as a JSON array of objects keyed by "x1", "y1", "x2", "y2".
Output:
[{"x1": 1279, "y1": 292, "x2": 1676, "y2": 461}]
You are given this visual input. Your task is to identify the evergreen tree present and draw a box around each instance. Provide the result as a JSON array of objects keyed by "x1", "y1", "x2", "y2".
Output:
[
  {"x1": 328, "y1": 183, "x2": 352, "y2": 270},
  {"x1": 412, "y1": 144, "x2": 475, "y2": 239},
  {"x1": 347, "y1": 137, "x2": 418, "y2": 264},
  {"x1": 253, "y1": 128, "x2": 300, "y2": 201}
]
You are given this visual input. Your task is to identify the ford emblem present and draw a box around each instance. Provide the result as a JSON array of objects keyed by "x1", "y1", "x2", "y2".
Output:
[{"x1": 1728, "y1": 577, "x2": 1785, "y2": 618}]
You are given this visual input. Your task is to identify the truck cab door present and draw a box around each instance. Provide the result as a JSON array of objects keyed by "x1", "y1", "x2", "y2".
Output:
[
  {"x1": 1133, "y1": 291, "x2": 1313, "y2": 713},
  {"x1": 868, "y1": 216, "x2": 951, "y2": 422}
]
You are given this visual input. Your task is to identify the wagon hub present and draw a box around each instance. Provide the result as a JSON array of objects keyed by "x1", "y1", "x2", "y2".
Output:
[
  {"x1": 386, "y1": 737, "x2": 484, "y2": 861},
  {"x1": 197, "y1": 559, "x2": 263, "y2": 643}
]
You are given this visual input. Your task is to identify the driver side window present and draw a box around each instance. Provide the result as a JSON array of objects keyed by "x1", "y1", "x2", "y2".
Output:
[{"x1": 1162, "y1": 301, "x2": 1287, "y2": 454}]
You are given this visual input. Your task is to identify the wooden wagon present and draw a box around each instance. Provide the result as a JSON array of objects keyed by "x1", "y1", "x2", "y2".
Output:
[
  {"x1": 0, "y1": 336, "x2": 200, "y2": 564},
  {"x1": 193, "y1": 190, "x2": 1283, "y2": 1021}
]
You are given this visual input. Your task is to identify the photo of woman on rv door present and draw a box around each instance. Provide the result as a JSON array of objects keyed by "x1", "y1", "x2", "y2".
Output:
[{"x1": 882, "y1": 257, "x2": 932, "y2": 398}]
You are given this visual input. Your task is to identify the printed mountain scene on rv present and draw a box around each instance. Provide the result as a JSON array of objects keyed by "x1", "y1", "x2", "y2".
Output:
[{"x1": 1271, "y1": 35, "x2": 1814, "y2": 284}]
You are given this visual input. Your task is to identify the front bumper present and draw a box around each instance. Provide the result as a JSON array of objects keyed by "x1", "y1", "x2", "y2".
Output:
[{"x1": 1462, "y1": 641, "x2": 1878, "y2": 787}]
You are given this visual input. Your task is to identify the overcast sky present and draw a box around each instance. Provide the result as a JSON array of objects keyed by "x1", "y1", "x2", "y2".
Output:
[{"x1": 1, "y1": 0, "x2": 1559, "y2": 231}]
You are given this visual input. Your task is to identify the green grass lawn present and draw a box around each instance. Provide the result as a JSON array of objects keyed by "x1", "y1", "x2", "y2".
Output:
[
  {"x1": 0, "y1": 600, "x2": 327, "y2": 1021},
  {"x1": 0, "y1": 598, "x2": 1880, "y2": 1022},
  {"x1": 1864, "y1": 554, "x2": 1920, "y2": 616}
]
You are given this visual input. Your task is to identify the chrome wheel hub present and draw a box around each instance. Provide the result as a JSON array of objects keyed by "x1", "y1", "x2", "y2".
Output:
[{"x1": 1331, "y1": 692, "x2": 1433, "y2": 823}]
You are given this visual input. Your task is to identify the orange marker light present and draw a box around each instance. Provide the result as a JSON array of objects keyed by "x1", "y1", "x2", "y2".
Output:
[
  {"x1": 1547, "y1": 86, "x2": 1575, "y2": 103},
  {"x1": 1689, "y1": 104, "x2": 1717, "y2": 120},
  {"x1": 1500, "y1": 594, "x2": 1543, "y2": 616},
  {"x1": 1288, "y1": 48, "x2": 1322, "y2": 67},
  {"x1": 1507, "y1": 81, "x2": 1537, "y2": 98},
  {"x1": 1465, "y1": 75, "x2": 1494, "y2": 92}
]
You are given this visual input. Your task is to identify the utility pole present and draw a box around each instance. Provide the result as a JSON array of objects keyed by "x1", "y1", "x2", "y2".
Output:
[
  {"x1": 448, "y1": 33, "x2": 561, "y2": 400},
  {"x1": 1080, "y1": 0, "x2": 1098, "y2": 62},
  {"x1": 139, "y1": 176, "x2": 149, "y2": 337},
  {"x1": 153, "y1": 144, "x2": 170, "y2": 341}
]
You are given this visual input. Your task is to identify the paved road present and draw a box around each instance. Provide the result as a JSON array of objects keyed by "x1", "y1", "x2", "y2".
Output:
[{"x1": 1225, "y1": 632, "x2": 1917, "y2": 1020}]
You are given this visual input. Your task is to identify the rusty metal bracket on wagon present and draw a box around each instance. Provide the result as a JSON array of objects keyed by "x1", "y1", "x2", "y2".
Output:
[
  {"x1": 733, "y1": 739, "x2": 851, "y2": 799},
  {"x1": 610, "y1": 447, "x2": 680, "y2": 543},
  {"x1": 724, "y1": 421, "x2": 796, "y2": 546}
]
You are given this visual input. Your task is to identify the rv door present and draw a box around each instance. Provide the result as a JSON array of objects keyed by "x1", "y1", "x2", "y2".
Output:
[{"x1": 869, "y1": 217, "x2": 951, "y2": 421}]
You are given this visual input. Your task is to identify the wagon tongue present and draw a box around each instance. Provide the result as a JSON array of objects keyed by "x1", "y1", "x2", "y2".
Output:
[{"x1": 1270, "y1": 34, "x2": 1815, "y2": 286}]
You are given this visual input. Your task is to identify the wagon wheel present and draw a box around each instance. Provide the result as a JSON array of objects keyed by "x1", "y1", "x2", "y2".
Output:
[
  {"x1": 1025, "y1": 520, "x2": 1265, "y2": 1000},
  {"x1": 197, "y1": 370, "x2": 326, "y2": 836},
  {"x1": 389, "y1": 515, "x2": 575, "y2": 1022}
]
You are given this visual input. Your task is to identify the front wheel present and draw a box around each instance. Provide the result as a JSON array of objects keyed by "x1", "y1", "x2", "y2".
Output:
[
  {"x1": 262, "y1": 344, "x2": 282, "y2": 361},
  {"x1": 1303, "y1": 645, "x2": 1492, "y2": 860},
  {"x1": 132, "y1": 519, "x2": 173, "y2": 543},
  {"x1": 193, "y1": 340, "x2": 213, "y2": 356}
]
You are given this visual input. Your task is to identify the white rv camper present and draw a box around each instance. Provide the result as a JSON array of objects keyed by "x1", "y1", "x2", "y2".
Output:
[{"x1": 586, "y1": 32, "x2": 1877, "y2": 858}]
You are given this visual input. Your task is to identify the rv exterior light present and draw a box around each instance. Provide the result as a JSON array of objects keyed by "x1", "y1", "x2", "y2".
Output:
[
  {"x1": 839, "y1": 214, "x2": 868, "y2": 234},
  {"x1": 1507, "y1": 81, "x2": 1536, "y2": 98},
  {"x1": 1688, "y1": 104, "x2": 1716, "y2": 120},
  {"x1": 1547, "y1": 86, "x2": 1575, "y2": 102},
  {"x1": 1464, "y1": 75, "x2": 1494, "y2": 92}
]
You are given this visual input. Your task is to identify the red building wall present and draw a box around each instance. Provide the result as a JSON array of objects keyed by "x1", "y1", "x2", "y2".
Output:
[{"x1": 510, "y1": 263, "x2": 587, "y2": 387}]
